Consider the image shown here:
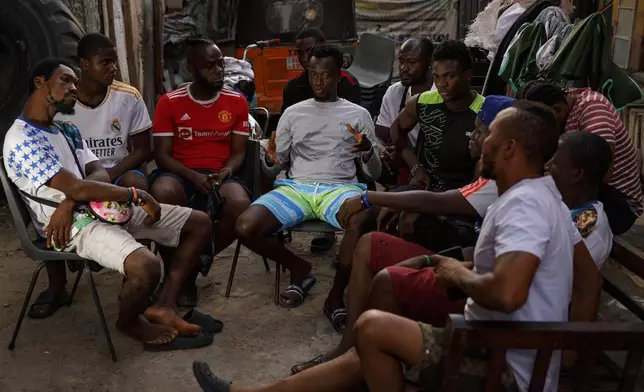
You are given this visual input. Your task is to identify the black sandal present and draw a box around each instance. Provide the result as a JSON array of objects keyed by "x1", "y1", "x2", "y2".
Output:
[
  {"x1": 28, "y1": 291, "x2": 69, "y2": 319},
  {"x1": 290, "y1": 354, "x2": 328, "y2": 374},
  {"x1": 279, "y1": 276, "x2": 317, "y2": 308},
  {"x1": 323, "y1": 305, "x2": 347, "y2": 333},
  {"x1": 193, "y1": 361, "x2": 232, "y2": 392}
]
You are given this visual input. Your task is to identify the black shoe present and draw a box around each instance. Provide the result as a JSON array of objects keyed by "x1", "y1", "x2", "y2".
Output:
[
  {"x1": 193, "y1": 361, "x2": 232, "y2": 392},
  {"x1": 310, "y1": 232, "x2": 335, "y2": 253}
]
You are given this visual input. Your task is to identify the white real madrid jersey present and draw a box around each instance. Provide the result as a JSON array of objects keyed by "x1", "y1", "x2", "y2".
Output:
[{"x1": 55, "y1": 81, "x2": 152, "y2": 169}]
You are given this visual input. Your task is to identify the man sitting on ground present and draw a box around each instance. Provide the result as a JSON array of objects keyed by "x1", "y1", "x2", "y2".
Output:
[
  {"x1": 375, "y1": 36, "x2": 435, "y2": 187},
  {"x1": 282, "y1": 27, "x2": 362, "y2": 253},
  {"x1": 192, "y1": 101, "x2": 603, "y2": 392},
  {"x1": 235, "y1": 44, "x2": 381, "y2": 309},
  {"x1": 4, "y1": 58, "x2": 213, "y2": 350},
  {"x1": 520, "y1": 80, "x2": 644, "y2": 234},
  {"x1": 29, "y1": 33, "x2": 155, "y2": 319},
  {"x1": 150, "y1": 36, "x2": 252, "y2": 307}
]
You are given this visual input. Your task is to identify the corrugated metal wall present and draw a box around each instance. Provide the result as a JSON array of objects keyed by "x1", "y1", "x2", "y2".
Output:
[{"x1": 458, "y1": 0, "x2": 491, "y2": 38}]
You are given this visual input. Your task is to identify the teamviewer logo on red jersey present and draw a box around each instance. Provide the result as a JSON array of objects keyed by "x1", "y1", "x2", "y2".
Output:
[{"x1": 178, "y1": 127, "x2": 193, "y2": 140}]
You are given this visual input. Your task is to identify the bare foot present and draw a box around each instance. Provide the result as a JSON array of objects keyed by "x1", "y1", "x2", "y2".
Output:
[
  {"x1": 144, "y1": 305, "x2": 202, "y2": 336},
  {"x1": 116, "y1": 316, "x2": 178, "y2": 345}
]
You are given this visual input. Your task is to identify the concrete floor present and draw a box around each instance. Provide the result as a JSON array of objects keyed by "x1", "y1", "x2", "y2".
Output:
[
  {"x1": 1, "y1": 207, "x2": 643, "y2": 391},
  {"x1": 0, "y1": 205, "x2": 340, "y2": 391}
]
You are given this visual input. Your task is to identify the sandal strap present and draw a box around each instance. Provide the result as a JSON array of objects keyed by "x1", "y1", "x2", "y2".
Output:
[
  {"x1": 330, "y1": 308, "x2": 347, "y2": 320},
  {"x1": 283, "y1": 285, "x2": 304, "y2": 300}
]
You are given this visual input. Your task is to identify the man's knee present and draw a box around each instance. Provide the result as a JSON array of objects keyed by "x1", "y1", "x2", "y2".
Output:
[
  {"x1": 123, "y1": 249, "x2": 162, "y2": 290},
  {"x1": 349, "y1": 233, "x2": 373, "y2": 268},
  {"x1": 118, "y1": 172, "x2": 149, "y2": 191},
  {"x1": 235, "y1": 210, "x2": 259, "y2": 239},
  {"x1": 355, "y1": 309, "x2": 389, "y2": 348},
  {"x1": 371, "y1": 269, "x2": 394, "y2": 293},
  {"x1": 150, "y1": 177, "x2": 187, "y2": 206},
  {"x1": 184, "y1": 210, "x2": 213, "y2": 239}
]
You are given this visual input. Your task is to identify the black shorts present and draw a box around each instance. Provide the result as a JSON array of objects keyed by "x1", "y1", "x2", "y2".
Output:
[{"x1": 149, "y1": 169, "x2": 252, "y2": 214}]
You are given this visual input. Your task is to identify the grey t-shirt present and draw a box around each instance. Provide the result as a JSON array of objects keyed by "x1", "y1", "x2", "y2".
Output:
[{"x1": 264, "y1": 98, "x2": 381, "y2": 183}]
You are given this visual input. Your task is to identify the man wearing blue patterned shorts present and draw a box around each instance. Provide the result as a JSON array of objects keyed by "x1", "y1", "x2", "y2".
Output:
[{"x1": 235, "y1": 44, "x2": 382, "y2": 308}]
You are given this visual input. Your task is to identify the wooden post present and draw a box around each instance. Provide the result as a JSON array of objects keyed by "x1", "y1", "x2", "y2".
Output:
[{"x1": 153, "y1": 0, "x2": 165, "y2": 101}]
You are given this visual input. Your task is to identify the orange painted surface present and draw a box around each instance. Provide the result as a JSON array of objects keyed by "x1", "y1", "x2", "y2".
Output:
[
  {"x1": 234, "y1": 41, "x2": 358, "y2": 114},
  {"x1": 234, "y1": 46, "x2": 303, "y2": 114}
]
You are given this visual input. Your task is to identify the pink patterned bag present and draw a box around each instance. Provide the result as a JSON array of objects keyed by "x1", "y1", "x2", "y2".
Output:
[{"x1": 87, "y1": 201, "x2": 134, "y2": 225}]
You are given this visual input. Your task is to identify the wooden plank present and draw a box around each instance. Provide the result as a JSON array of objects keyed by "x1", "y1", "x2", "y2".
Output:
[
  {"x1": 121, "y1": 0, "x2": 140, "y2": 90},
  {"x1": 528, "y1": 348, "x2": 553, "y2": 392},
  {"x1": 611, "y1": 237, "x2": 644, "y2": 280},
  {"x1": 153, "y1": 0, "x2": 165, "y2": 99}
]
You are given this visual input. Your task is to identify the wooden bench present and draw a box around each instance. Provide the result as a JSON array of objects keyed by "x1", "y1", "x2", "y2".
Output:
[
  {"x1": 440, "y1": 315, "x2": 644, "y2": 392},
  {"x1": 433, "y1": 237, "x2": 644, "y2": 392}
]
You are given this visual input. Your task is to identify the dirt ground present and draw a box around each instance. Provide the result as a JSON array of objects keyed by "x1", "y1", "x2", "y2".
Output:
[
  {"x1": 0, "y1": 204, "x2": 340, "y2": 392},
  {"x1": 1, "y1": 204, "x2": 643, "y2": 391}
]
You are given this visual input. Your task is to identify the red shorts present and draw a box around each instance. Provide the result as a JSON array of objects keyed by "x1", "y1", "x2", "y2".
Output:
[
  {"x1": 396, "y1": 167, "x2": 410, "y2": 188},
  {"x1": 369, "y1": 232, "x2": 466, "y2": 327}
]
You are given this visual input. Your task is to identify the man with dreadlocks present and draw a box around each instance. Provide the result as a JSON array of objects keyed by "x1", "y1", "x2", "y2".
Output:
[{"x1": 150, "y1": 36, "x2": 253, "y2": 307}]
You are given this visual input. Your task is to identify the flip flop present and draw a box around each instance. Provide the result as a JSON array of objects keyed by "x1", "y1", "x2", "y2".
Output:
[
  {"x1": 279, "y1": 276, "x2": 317, "y2": 308},
  {"x1": 183, "y1": 309, "x2": 223, "y2": 334},
  {"x1": 28, "y1": 291, "x2": 69, "y2": 319},
  {"x1": 192, "y1": 361, "x2": 232, "y2": 392},
  {"x1": 143, "y1": 332, "x2": 213, "y2": 352},
  {"x1": 290, "y1": 354, "x2": 328, "y2": 374},
  {"x1": 323, "y1": 306, "x2": 347, "y2": 334}
]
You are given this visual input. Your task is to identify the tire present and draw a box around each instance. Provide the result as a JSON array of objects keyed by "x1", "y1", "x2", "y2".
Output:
[{"x1": 0, "y1": 0, "x2": 84, "y2": 136}]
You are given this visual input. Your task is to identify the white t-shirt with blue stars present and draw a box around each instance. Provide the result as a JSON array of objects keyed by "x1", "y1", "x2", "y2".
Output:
[{"x1": 3, "y1": 117, "x2": 98, "y2": 236}]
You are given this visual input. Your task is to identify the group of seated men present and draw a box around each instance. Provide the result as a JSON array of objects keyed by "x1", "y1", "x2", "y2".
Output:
[{"x1": 3, "y1": 25, "x2": 642, "y2": 391}]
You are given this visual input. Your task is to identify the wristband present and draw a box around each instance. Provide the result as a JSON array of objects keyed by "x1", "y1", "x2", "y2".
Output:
[
  {"x1": 361, "y1": 190, "x2": 372, "y2": 209},
  {"x1": 221, "y1": 167, "x2": 233, "y2": 179},
  {"x1": 127, "y1": 187, "x2": 134, "y2": 203},
  {"x1": 424, "y1": 254, "x2": 432, "y2": 267},
  {"x1": 410, "y1": 164, "x2": 422, "y2": 178}
]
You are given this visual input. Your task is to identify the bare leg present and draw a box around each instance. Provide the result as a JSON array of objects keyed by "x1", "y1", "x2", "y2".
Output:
[
  {"x1": 116, "y1": 248, "x2": 177, "y2": 344},
  {"x1": 45, "y1": 261, "x2": 67, "y2": 293},
  {"x1": 144, "y1": 211, "x2": 211, "y2": 335},
  {"x1": 236, "y1": 205, "x2": 312, "y2": 285},
  {"x1": 214, "y1": 182, "x2": 251, "y2": 254},
  {"x1": 195, "y1": 349, "x2": 366, "y2": 392},
  {"x1": 325, "y1": 208, "x2": 378, "y2": 311},
  {"x1": 355, "y1": 310, "x2": 425, "y2": 392}
]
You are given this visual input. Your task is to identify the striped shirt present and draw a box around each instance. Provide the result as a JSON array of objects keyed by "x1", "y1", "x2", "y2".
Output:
[{"x1": 565, "y1": 88, "x2": 643, "y2": 215}]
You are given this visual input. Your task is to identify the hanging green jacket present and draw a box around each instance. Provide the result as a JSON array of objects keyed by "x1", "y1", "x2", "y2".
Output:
[
  {"x1": 545, "y1": 13, "x2": 642, "y2": 110},
  {"x1": 498, "y1": 22, "x2": 548, "y2": 94}
]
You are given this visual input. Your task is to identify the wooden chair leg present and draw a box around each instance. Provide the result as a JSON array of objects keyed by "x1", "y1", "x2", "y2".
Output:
[
  {"x1": 8, "y1": 261, "x2": 46, "y2": 350},
  {"x1": 274, "y1": 261, "x2": 281, "y2": 305},
  {"x1": 262, "y1": 257, "x2": 270, "y2": 272},
  {"x1": 225, "y1": 241, "x2": 243, "y2": 297},
  {"x1": 84, "y1": 262, "x2": 117, "y2": 362}
]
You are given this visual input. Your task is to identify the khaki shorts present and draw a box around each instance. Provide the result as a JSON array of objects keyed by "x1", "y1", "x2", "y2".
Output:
[
  {"x1": 405, "y1": 322, "x2": 518, "y2": 392},
  {"x1": 65, "y1": 204, "x2": 192, "y2": 274}
]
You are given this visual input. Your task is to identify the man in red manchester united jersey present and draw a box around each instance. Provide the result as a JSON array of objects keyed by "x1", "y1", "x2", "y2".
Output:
[{"x1": 150, "y1": 36, "x2": 252, "y2": 306}]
